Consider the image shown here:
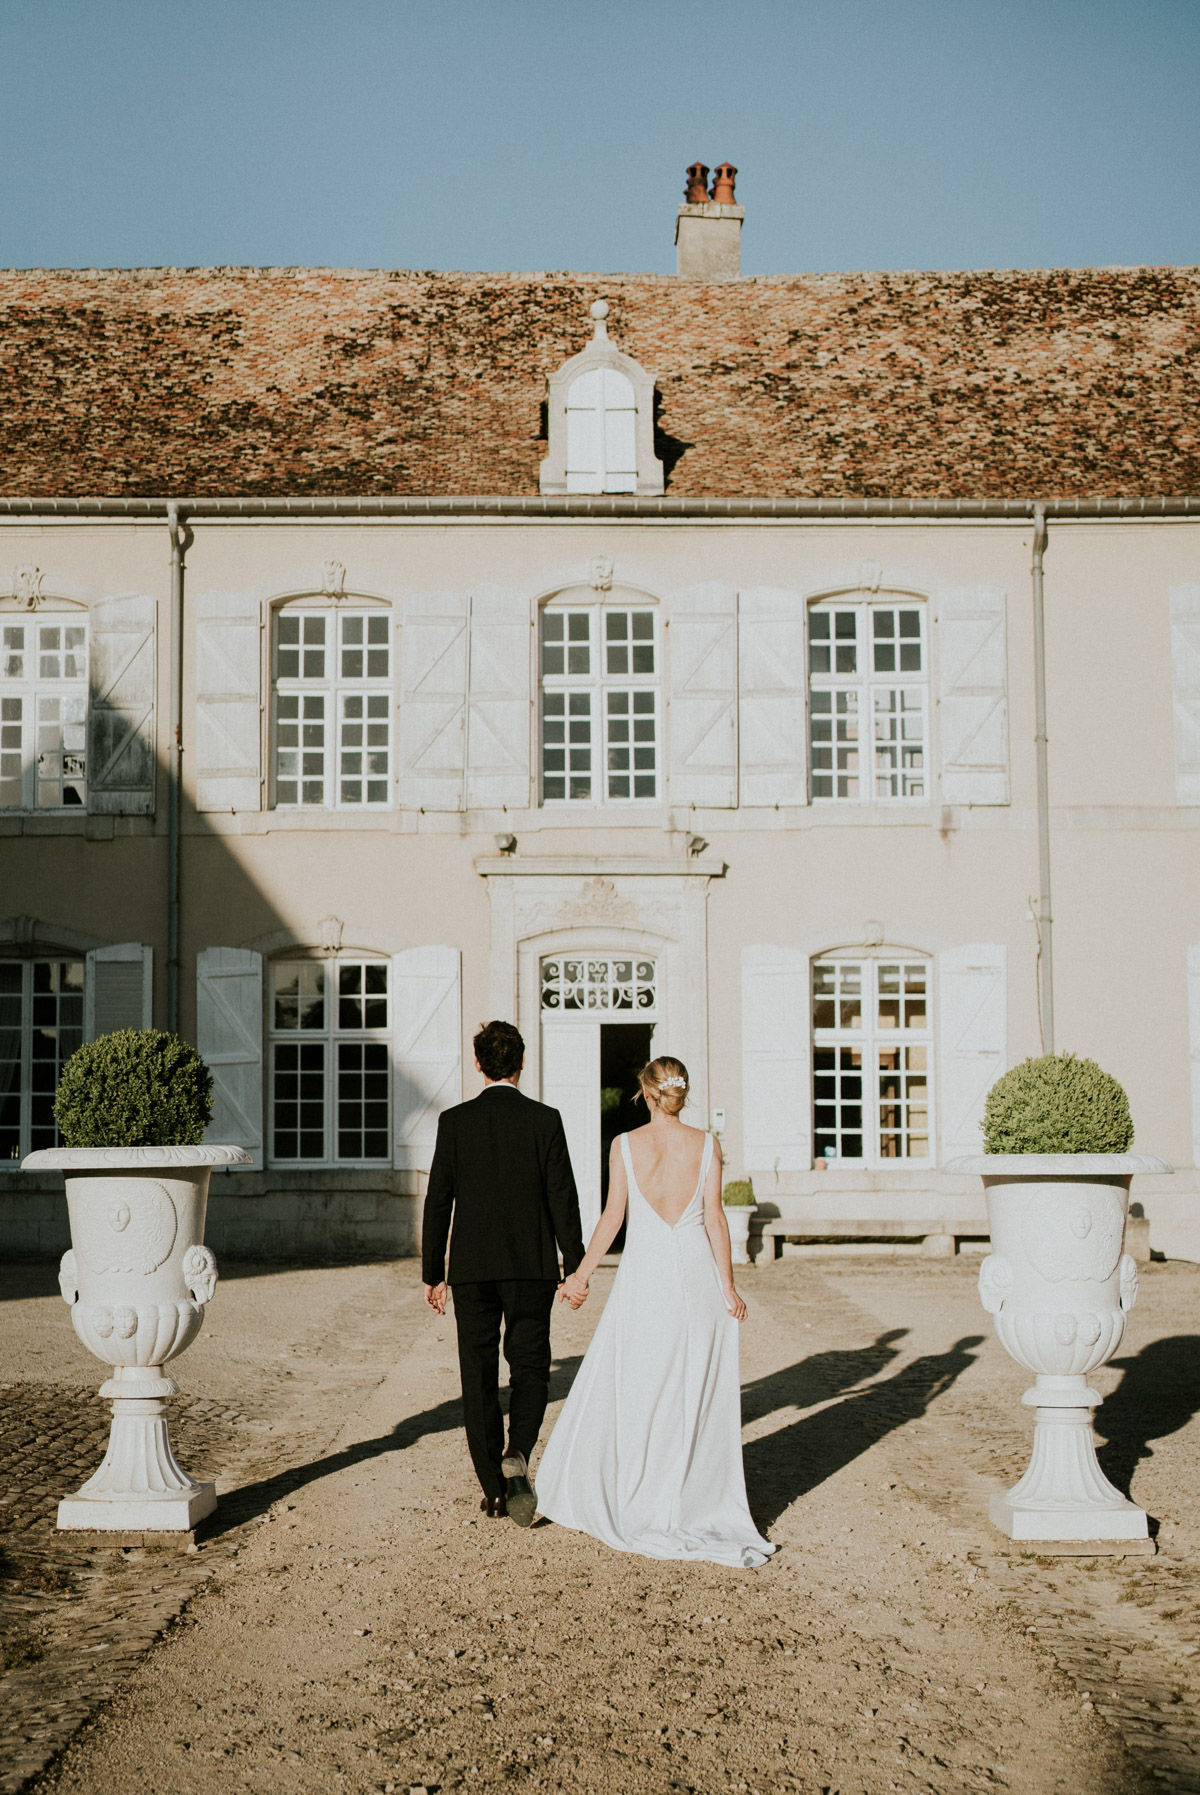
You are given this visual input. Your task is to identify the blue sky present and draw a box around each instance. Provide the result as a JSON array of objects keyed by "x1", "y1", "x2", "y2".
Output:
[{"x1": 1, "y1": 0, "x2": 1196, "y2": 274}]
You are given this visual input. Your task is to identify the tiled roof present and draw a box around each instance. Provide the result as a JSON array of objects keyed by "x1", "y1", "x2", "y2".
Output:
[{"x1": 0, "y1": 265, "x2": 1197, "y2": 498}]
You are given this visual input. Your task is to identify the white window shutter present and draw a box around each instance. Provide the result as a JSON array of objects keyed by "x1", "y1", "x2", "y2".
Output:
[
  {"x1": 566, "y1": 369, "x2": 603, "y2": 490},
  {"x1": 196, "y1": 947, "x2": 263, "y2": 1167},
  {"x1": 1170, "y1": 587, "x2": 1200, "y2": 804},
  {"x1": 85, "y1": 943, "x2": 153, "y2": 1039},
  {"x1": 465, "y1": 585, "x2": 531, "y2": 809},
  {"x1": 667, "y1": 583, "x2": 738, "y2": 809},
  {"x1": 1188, "y1": 945, "x2": 1200, "y2": 1169},
  {"x1": 741, "y1": 946, "x2": 810, "y2": 1172},
  {"x1": 398, "y1": 593, "x2": 467, "y2": 811},
  {"x1": 87, "y1": 594, "x2": 156, "y2": 814},
  {"x1": 938, "y1": 944, "x2": 1006, "y2": 1159},
  {"x1": 738, "y1": 588, "x2": 807, "y2": 807},
  {"x1": 392, "y1": 946, "x2": 462, "y2": 1170},
  {"x1": 194, "y1": 590, "x2": 262, "y2": 812},
  {"x1": 937, "y1": 585, "x2": 1010, "y2": 805},
  {"x1": 601, "y1": 368, "x2": 637, "y2": 484}
]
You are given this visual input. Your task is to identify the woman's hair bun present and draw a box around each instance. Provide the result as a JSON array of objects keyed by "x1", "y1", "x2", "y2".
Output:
[{"x1": 639, "y1": 1056, "x2": 689, "y2": 1116}]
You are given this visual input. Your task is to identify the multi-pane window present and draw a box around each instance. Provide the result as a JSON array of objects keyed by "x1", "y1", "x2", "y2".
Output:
[
  {"x1": 812, "y1": 957, "x2": 931, "y2": 1164},
  {"x1": 0, "y1": 960, "x2": 84, "y2": 1162},
  {"x1": 540, "y1": 956, "x2": 657, "y2": 1013},
  {"x1": 809, "y1": 600, "x2": 926, "y2": 802},
  {"x1": 540, "y1": 606, "x2": 658, "y2": 802},
  {"x1": 0, "y1": 617, "x2": 88, "y2": 809},
  {"x1": 272, "y1": 608, "x2": 391, "y2": 808},
  {"x1": 269, "y1": 958, "x2": 390, "y2": 1164}
]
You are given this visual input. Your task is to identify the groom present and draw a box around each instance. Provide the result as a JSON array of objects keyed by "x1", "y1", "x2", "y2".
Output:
[{"x1": 422, "y1": 1020, "x2": 586, "y2": 1524}]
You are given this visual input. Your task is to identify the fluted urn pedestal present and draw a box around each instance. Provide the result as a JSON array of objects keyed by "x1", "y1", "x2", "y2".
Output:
[
  {"x1": 23, "y1": 1144, "x2": 252, "y2": 1531},
  {"x1": 947, "y1": 1153, "x2": 1171, "y2": 1546}
]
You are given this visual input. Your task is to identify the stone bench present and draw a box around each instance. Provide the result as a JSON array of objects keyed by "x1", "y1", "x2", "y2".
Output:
[
  {"x1": 752, "y1": 1213, "x2": 1152, "y2": 1265},
  {"x1": 752, "y1": 1218, "x2": 982, "y2": 1264}
]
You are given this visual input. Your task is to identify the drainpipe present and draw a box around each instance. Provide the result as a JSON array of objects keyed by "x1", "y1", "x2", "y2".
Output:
[
  {"x1": 1031, "y1": 504, "x2": 1054, "y2": 1054},
  {"x1": 166, "y1": 504, "x2": 193, "y2": 1034}
]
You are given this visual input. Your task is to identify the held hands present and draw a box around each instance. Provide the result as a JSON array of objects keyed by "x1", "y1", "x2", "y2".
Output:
[
  {"x1": 558, "y1": 1272, "x2": 589, "y2": 1310},
  {"x1": 724, "y1": 1286, "x2": 747, "y2": 1323},
  {"x1": 423, "y1": 1281, "x2": 448, "y2": 1316}
]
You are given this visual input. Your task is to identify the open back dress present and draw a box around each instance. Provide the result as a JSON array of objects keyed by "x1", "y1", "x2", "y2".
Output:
[{"x1": 535, "y1": 1131, "x2": 775, "y2": 1569}]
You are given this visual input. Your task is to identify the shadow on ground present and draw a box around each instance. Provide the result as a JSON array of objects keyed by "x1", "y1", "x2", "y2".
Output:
[
  {"x1": 743, "y1": 1334, "x2": 986, "y2": 1530},
  {"x1": 199, "y1": 1353, "x2": 585, "y2": 1541},
  {"x1": 1096, "y1": 1333, "x2": 1200, "y2": 1497}
]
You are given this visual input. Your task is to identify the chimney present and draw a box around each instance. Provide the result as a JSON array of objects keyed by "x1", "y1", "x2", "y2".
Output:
[{"x1": 675, "y1": 160, "x2": 743, "y2": 281}]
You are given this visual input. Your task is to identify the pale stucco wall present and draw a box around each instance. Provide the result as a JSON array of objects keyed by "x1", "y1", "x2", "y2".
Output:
[{"x1": 2, "y1": 516, "x2": 1197, "y2": 1258}]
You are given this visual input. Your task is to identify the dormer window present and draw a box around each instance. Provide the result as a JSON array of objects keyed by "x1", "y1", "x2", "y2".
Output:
[
  {"x1": 566, "y1": 368, "x2": 637, "y2": 493},
  {"x1": 540, "y1": 301, "x2": 663, "y2": 497}
]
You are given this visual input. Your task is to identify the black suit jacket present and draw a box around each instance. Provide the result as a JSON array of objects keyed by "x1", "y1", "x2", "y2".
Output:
[{"x1": 421, "y1": 1085, "x2": 586, "y2": 1285}]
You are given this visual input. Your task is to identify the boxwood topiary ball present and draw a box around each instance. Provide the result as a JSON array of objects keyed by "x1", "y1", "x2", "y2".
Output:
[
  {"x1": 982, "y1": 1052, "x2": 1133, "y2": 1155},
  {"x1": 53, "y1": 1029, "x2": 214, "y2": 1149},
  {"x1": 722, "y1": 1179, "x2": 755, "y2": 1206}
]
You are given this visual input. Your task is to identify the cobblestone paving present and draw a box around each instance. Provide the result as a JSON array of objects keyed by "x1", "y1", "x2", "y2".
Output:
[
  {"x1": 1, "y1": 1255, "x2": 1198, "y2": 1793},
  {"x1": 815, "y1": 1257, "x2": 1200, "y2": 1793},
  {"x1": 0, "y1": 1262, "x2": 405, "y2": 1794}
]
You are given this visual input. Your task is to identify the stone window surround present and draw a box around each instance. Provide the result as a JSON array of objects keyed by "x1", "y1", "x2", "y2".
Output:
[
  {"x1": 811, "y1": 947, "x2": 935, "y2": 1168},
  {"x1": 265, "y1": 948, "x2": 393, "y2": 1170},
  {"x1": 807, "y1": 590, "x2": 931, "y2": 806},
  {"x1": 538, "y1": 588, "x2": 662, "y2": 808},
  {"x1": 267, "y1": 591, "x2": 395, "y2": 813},
  {"x1": 539, "y1": 310, "x2": 664, "y2": 497},
  {"x1": 1, "y1": 596, "x2": 92, "y2": 817}
]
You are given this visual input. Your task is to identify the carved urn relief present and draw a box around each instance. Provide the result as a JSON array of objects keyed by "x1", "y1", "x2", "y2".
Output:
[
  {"x1": 948, "y1": 1153, "x2": 1171, "y2": 1544},
  {"x1": 24, "y1": 1144, "x2": 252, "y2": 1530}
]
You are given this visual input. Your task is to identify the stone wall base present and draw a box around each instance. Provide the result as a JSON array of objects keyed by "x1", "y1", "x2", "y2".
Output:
[{"x1": 0, "y1": 1184, "x2": 421, "y2": 1261}]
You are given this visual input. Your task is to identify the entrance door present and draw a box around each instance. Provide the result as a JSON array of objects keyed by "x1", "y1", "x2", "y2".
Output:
[
  {"x1": 540, "y1": 954, "x2": 659, "y2": 1245},
  {"x1": 600, "y1": 1022, "x2": 655, "y2": 1241},
  {"x1": 540, "y1": 1018, "x2": 602, "y2": 1240}
]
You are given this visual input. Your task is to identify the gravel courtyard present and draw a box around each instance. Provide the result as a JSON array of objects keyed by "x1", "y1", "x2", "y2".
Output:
[{"x1": 2, "y1": 1250, "x2": 1200, "y2": 1794}]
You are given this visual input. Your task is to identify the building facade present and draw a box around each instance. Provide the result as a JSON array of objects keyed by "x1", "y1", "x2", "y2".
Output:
[{"x1": 3, "y1": 191, "x2": 1199, "y2": 1259}]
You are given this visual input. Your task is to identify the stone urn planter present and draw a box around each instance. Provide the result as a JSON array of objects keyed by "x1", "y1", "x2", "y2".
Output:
[
  {"x1": 722, "y1": 1180, "x2": 756, "y2": 1267},
  {"x1": 945, "y1": 1151, "x2": 1171, "y2": 1544},
  {"x1": 23, "y1": 1143, "x2": 251, "y2": 1530}
]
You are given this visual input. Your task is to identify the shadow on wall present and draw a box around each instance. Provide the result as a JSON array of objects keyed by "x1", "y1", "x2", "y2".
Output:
[{"x1": 1, "y1": 702, "x2": 437, "y2": 1263}]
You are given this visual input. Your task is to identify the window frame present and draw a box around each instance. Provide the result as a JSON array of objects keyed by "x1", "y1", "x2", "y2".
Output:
[
  {"x1": 538, "y1": 318, "x2": 664, "y2": 496},
  {"x1": 565, "y1": 366, "x2": 638, "y2": 495},
  {"x1": 267, "y1": 954, "x2": 392, "y2": 1170},
  {"x1": 0, "y1": 612, "x2": 90, "y2": 813},
  {"x1": 538, "y1": 599, "x2": 662, "y2": 808},
  {"x1": 540, "y1": 954, "x2": 659, "y2": 1015},
  {"x1": 811, "y1": 952, "x2": 935, "y2": 1169},
  {"x1": 0, "y1": 957, "x2": 86, "y2": 1163},
  {"x1": 808, "y1": 595, "x2": 930, "y2": 806},
  {"x1": 269, "y1": 601, "x2": 394, "y2": 812}
]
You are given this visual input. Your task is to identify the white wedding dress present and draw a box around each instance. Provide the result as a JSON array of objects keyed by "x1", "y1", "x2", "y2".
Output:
[{"x1": 536, "y1": 1132, "x2": 775, "y2": 1569}]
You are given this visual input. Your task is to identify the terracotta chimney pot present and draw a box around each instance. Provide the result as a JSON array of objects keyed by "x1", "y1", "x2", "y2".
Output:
[
  {"x1": 710, "y1": 163, "x2": 737, "y2": 204},
  {"x1": 684, "y1": 162, "x2": 710, "y2": 204}
]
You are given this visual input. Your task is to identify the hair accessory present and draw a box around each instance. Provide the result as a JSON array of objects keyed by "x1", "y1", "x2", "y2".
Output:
[{"x1": 660, "y1": 1076, "x2": 687, "y2": 1089}]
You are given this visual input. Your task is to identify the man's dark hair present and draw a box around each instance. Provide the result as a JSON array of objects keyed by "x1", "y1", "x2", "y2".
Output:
[{"x1": 474, "y1": 1020, "x2": 525, "y2": 1082}]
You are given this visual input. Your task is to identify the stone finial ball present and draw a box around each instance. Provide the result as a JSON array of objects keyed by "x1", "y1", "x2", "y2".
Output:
[{"x1": 590, "y1": 300, "x2": 609, "y2": 321}]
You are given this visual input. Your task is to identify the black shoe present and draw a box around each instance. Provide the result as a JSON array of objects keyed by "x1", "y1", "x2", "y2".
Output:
[
  {"x1": 481, "y1": 1494, "x2": 507, "y2": 1518},
  {"x1": 501, "y1": 1450, "x2": 536, "y2": 1528}
]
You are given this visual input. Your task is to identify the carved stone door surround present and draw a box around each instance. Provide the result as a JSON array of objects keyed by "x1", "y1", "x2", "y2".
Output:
[{"x1": 476, "y1": 856, "x2": 724, "y2": 1126}]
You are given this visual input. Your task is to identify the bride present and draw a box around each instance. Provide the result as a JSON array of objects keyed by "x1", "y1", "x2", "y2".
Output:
[{"x1": 534, "y1": 1056, "x2": 775, "y2": 1569}]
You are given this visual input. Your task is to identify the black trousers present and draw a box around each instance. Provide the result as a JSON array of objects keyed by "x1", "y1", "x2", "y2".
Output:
[{"x1": 451, "y1": 1278, "x2": 557, "y2": 1500}]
